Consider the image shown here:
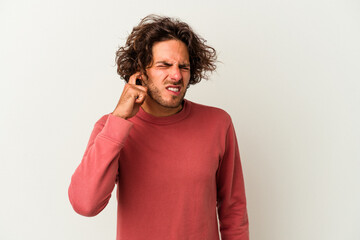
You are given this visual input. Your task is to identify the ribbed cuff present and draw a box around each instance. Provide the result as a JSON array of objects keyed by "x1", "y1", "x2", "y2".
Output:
[{"x1": 98, "y1": 114, "x2": 133, "y2": 145}]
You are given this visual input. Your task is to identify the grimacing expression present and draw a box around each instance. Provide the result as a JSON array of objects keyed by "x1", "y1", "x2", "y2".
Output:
[{"x1": 143, "y1": 39, "x2": 191, "y2": 109}]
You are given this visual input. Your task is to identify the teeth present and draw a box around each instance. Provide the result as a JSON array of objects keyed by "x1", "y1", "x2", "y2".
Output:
[{"x1": 167, "y1": 87, "x2": 179, "y2": 92}]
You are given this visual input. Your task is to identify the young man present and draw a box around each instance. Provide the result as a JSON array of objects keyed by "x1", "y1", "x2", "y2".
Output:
[{"x1": 68, "y1": 15, "x2": 249, "y2": 240}]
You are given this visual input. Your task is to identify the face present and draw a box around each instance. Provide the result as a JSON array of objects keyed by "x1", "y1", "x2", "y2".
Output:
[{"x1": 142, "y1": 39, "x2": 191, "y2": 114}]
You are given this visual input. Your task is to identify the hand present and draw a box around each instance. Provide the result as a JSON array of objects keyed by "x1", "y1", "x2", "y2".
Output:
[{"x1": 111, "y1": 72, "x2": 148, "y2": 119}]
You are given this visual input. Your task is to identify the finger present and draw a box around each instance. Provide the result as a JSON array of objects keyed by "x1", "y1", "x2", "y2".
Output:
[
  {"x1": 128, "y1": 72, "x2": 142, "y2": 85},
  {"x1": 135, "y1": 91, "x2": 147, "y2": 104},
  {"x1": 135, "y1": 85, "x2": 147, "y2": 92},
  {"x1": 126, "y1": 86, "x2": 145, "y2": 99},
  {"x1": 124, "y1": 83, "x2": 147, "y2": 98}
]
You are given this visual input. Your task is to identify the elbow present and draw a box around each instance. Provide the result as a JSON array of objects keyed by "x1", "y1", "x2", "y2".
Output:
[
  {"x1": 68, "y1": 187, "x2": 105, "y2": 217},
  {"x1": 71, "y1": 202, "x2": 103, "y2": 217}
]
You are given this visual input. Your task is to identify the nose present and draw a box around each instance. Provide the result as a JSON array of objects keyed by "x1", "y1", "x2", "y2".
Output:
[{"x1": 169, "y1": 66, "x2": 182, "y2": 82}]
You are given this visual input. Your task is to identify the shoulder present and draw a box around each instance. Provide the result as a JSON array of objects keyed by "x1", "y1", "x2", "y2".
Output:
[{"x1": 187, "y1": 100, "x2": 232, "y2": 125}]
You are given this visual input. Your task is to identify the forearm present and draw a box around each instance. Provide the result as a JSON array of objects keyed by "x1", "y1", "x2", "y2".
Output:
[
  {"x1": 217, "y1": 167, "x2": 249, "y2": 240},
  {"x1": 68, "y1": 114, "x2": 132, "y2": 216}
]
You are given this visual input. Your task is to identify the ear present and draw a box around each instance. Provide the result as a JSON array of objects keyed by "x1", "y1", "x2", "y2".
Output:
[{"x1": 139, "y1": 71, "x2": 149, "y2": 82}]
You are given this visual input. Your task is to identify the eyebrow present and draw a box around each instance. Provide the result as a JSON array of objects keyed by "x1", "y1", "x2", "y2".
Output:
[{"x1": 155, "y1": 61, "x2": 190, "y2": 67}]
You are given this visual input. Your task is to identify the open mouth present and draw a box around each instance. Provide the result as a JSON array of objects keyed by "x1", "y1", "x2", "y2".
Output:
[{"x1": 166, "y1": 86, "x2": 181, "y2": 95}]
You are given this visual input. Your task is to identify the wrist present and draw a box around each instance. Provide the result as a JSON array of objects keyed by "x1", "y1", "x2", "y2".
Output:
[{"x1": 111, "y1": 111, "x2": 128, "y2": 120}]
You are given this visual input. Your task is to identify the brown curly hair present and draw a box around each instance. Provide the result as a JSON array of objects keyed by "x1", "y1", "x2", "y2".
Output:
[{"x1": 115, "y1": 14, "x2": 217, "y2": 85}]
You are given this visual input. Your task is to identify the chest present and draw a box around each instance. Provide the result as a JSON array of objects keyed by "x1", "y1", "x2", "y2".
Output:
[{"x1": 119, "y1": 123, "x2": 225, "y2": 187}]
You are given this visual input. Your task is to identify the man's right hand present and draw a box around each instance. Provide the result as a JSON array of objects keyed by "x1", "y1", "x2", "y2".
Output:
[{"x1": 111, "y1": 72, "x2": 148, "y2": 119}]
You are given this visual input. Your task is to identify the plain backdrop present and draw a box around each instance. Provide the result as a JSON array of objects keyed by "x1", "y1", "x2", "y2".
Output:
[{"x1": 1, "y1": 0, "x2": 359, "y2": 239}]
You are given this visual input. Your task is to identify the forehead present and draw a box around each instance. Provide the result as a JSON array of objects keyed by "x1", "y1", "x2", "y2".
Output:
[{"x1": 152, "y1": 39, "x2": 189, "y2": 63}]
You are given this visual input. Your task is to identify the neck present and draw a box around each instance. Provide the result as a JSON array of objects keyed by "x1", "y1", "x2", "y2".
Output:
[{"x1": 141, "y1": 99, "x2": 184, "y2": 117}]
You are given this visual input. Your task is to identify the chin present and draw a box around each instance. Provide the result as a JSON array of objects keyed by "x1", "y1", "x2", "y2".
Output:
[
  {"x1": 160, "y1": 100, "x2": 183, "y2": 108},
  {"x1": 157, "y1": 96, "x2": 184, "y2": 109}
]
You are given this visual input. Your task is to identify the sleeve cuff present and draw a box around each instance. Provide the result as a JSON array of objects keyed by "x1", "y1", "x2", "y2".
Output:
[{"x1": 98, "y1": 114, "x2": 133, "y2": 145}]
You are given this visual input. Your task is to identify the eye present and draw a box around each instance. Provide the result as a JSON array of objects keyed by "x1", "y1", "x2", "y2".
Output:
[
  {"x1": 157, "y1": 63, "x2": 171, "y2": 68},
  {"x1": 180, "y1": 66, "x2": 190, "y2": 71}
]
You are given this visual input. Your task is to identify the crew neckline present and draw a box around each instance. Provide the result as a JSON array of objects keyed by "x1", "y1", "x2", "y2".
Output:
[{"x1": 135, "y1": 99, "x2": 192, "y2": 125}]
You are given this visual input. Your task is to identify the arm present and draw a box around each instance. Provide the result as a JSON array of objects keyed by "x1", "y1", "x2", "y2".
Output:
[
  {"x1": 216, "y1": 121, "x2": 249, "y2": 240},
  {"x1": 68, "y1": 114, "x2": 133, "y2": 217}
]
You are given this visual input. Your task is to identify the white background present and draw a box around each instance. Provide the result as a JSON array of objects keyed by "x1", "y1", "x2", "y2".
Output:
[{"x1": 1, "y1": 0, "x2": 359, "y2": 239}]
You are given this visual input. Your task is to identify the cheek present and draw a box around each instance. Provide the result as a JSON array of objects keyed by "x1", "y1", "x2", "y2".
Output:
[{"x1": 147, "y1": 70, "x2": 167, "y2": 83}]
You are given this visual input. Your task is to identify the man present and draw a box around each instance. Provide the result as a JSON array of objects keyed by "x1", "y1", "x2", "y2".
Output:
[{"x1": 68, "y1": 15, "x2": 249, "y2": 240}]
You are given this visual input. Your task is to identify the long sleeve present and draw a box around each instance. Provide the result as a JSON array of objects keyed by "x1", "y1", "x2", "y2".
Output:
[
  {"x1": 216, "y1": 121, "x2": 249, "y2": 240},
  {"x1": 68, "y1": 114, "x2": 133, "y2": 217}
]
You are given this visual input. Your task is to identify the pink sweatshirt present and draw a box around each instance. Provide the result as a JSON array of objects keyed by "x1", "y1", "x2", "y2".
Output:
[{"x1": 68, "y1": 99, "x2": 249, "y2": 240}]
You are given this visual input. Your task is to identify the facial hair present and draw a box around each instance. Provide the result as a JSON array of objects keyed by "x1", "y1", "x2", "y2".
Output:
[{"x1": 144, "y1": 80, "x2": 188, "y2": 109}]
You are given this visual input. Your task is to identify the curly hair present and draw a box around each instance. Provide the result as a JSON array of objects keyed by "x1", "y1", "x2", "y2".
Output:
[{"x1": 115, "y1": 14, "x2": 217, "y2": 85}]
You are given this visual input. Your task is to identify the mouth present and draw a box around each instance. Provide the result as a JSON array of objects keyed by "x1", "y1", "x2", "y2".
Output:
[{"x1": 166, "y1": 86, "x2": 181, "y2": 95}]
